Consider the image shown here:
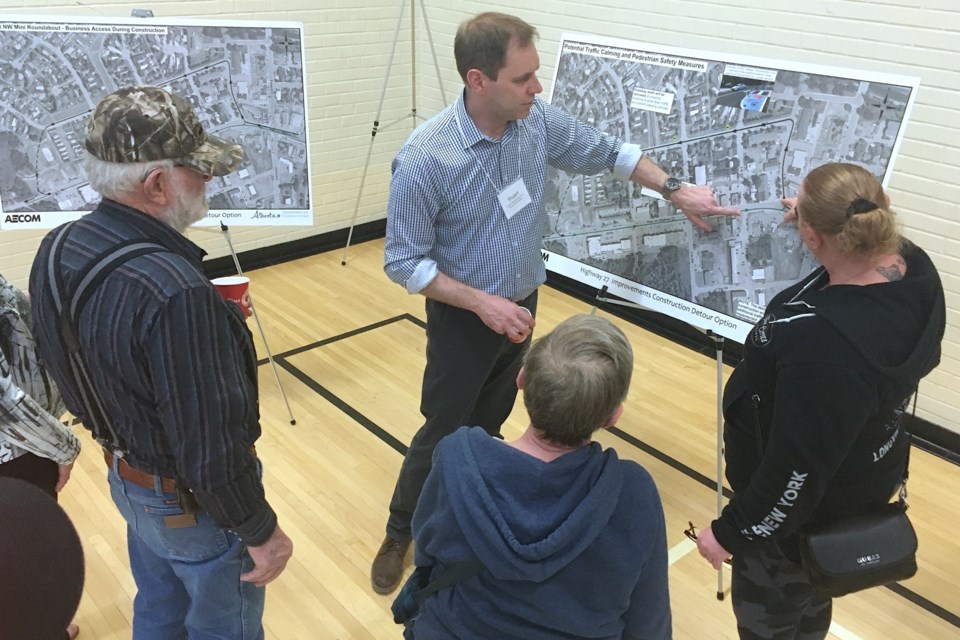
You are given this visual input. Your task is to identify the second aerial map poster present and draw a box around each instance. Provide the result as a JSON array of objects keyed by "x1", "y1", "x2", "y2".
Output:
[{"x1": 543, "y1": 33, "x2": 919, "y2": 342}]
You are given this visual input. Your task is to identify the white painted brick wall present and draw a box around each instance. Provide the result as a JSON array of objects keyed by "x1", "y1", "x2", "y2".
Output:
[
  {"x1": 1, "y1": 0, "x2": 957, "y2": 435},
  {"x1": 0, "y1": 0, "x2": 415, "y2": 283}
]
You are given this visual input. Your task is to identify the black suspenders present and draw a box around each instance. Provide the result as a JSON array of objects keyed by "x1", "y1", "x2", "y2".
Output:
[{"x1": 46, "y1": 222, "x2": 168, "y2": 455}]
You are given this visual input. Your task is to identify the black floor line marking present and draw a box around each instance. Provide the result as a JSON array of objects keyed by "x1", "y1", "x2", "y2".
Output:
[
  {"x1": 256, "y1": 315, "x2": 419, "y2": 366},
  {"x1": 405, "y1": 315, "x2": 427, "y2": 330},
  {"x1": 886, "y1": 583, "x2": 960, "y2": 628},
  {"x1": 257, "y1": 315, "x2": 960, "y2": 627},
  {"x1": 912, "y1": 436, "x2": 960, "y2": 467},
  {"x1": 277, "y1": 314, "x2": 421, "y2": 359},
  {"x1": 275, "y1": 357, "x2": 407, "y2": 456},
  {"x1": 608, "y1": 426, "x2": 735, "y2": 500}
]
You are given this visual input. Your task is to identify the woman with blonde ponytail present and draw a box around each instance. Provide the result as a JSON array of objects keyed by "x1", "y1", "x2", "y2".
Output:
[
  {"x1": 694, "y1": 162, "x2": 946, "y2": 639},
  {"x1": 794, "y1": 162, "x2": 902, "y2": 268}
]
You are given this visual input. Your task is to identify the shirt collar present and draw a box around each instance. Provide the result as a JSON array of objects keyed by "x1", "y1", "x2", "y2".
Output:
[
  {"x1": 454, "y1": 89, "x2": 517, "y2": 149},
  {"x1": 96, "y1": 198, "x2": 208, "y2": 266}
]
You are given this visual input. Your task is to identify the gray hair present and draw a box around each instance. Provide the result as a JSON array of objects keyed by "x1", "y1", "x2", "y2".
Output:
[
  {"x1": 84, "y1": 154, "x2": 174, "y2": 200},
  {"x1": 522, "y1": 314, "x2": 633, "y2": 447}
]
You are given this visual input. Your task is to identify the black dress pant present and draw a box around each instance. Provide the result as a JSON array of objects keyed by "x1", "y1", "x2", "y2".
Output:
[{"x1": 386, "y1": 291, "x2": 538, "y2": 541}]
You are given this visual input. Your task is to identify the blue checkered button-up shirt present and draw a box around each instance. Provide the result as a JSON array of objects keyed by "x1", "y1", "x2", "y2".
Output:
[{"x1": 385, "y1": 92, "x2": 641, "y2": 301}]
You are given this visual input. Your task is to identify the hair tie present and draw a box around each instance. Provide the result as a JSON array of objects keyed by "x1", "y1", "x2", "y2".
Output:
[{"x1": 846, "y1": 198, "x2": 878, "y2": 218}]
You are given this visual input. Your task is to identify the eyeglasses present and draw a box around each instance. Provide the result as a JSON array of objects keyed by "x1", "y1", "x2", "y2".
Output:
[{"x1": 683, "y1": 521, "x2": 732, "y2": 565}]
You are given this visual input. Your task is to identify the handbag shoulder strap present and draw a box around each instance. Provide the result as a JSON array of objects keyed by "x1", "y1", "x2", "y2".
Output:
[
  {"x1": 414, "y1": 560, "x2": 484, "y2": 605},
  {"x1": 898, "y1": 388, "x2": 919, "y2": 507}
]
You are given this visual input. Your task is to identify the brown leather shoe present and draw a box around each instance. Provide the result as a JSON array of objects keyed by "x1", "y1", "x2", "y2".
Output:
[{"x1": 371, "y1": 536, "x2": 411, "y2": 595}]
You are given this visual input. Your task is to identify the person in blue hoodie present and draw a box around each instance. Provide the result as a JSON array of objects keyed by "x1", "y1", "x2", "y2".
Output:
[
  {"x1": 694, "y1": 162, "x2": 946, "y2": 639},
  {"x1": 407, "y1": 314, "x2": 671, "y2": 639}
]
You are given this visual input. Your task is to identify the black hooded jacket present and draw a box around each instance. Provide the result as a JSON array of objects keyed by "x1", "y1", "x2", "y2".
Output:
[{"x1": 713, "y1": 240, "x2": 945, "y2": 557}]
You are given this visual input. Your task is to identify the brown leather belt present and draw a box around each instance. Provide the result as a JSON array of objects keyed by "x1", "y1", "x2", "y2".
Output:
[
  {"x1": 103, "y1": 449, "x2": 178, "y2": 493},
  {"x1": 103, "y1": 446, "x2": 257, "y2": 494}
]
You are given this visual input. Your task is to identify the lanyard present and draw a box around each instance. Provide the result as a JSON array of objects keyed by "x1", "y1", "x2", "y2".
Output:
[{"x1": 456, "y1": 115, "x2": 523, "y2": 192}]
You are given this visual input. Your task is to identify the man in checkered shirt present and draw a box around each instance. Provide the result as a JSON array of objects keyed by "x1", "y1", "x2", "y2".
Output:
[{"x1": 375, "y1": 11, "x2": 738, "y2": 594}]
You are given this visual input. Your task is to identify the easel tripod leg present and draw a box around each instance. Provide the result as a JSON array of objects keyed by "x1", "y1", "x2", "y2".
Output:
[
  {"x1": 220, "y1": 223, "x2": 297, "y2": 425},
  {"x1": 341, "y1": 0, "x2": 447, "y2": 265}
]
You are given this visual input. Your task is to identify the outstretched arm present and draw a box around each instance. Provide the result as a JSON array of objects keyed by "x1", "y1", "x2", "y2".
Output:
[{"x1": 629, "y1": 156, "x2": 740, "y2": 231}]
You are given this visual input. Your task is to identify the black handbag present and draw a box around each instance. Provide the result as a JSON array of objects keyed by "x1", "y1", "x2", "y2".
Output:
[
  {"x1": 749, "y1": 392, "x2": 919, "y2": 597},
  {"x1": 795, "y1": 398, "x2": 919, "y2": 597},
  {"x1": 797, "y1": 498, "x2": 917, "y2": 597}
]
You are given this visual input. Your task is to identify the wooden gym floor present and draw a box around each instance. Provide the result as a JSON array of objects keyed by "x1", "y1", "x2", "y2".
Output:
[{"x1": 60, "y1": 238, "x2": 960, "y2": 639}]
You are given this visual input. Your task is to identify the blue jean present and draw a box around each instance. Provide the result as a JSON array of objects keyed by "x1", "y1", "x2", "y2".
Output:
[{"x1": 108, "y1": 466, "x2": 265, "y2": 640}]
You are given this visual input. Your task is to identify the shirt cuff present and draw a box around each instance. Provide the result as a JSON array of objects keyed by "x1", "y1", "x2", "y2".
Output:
[
  {"x1": 406, "y1": 259, "x2": 439, "y2": 294},
  {"x1": 613, "y1": 143, "x2": 643, "y2": 181},
  {"x1": 55, "y1": 444, "x2": 81, "y2": 465},
  {"x1": 232, "y1": 501, "x2": 278, "y2": 547}
]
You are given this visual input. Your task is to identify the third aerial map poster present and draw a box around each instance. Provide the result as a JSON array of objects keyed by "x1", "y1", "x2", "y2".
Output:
[{"x1": 543, "y1": 33, "x2": 919, "y2": 342}]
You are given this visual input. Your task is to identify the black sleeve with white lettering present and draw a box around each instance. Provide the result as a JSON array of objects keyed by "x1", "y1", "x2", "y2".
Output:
[{"x1": 712, "y1": 362, "x2": 878, "y2": 555}]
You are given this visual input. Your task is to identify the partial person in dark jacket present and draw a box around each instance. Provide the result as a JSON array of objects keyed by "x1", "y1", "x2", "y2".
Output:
[
  {"x1": 408, "y1": 314, "x2": 671, "y2": 640},
  {"x1": 694, "y1": 162, "x2": 946, "y2": 640},
  {"x1": 1, "y1": 275, "x2": 81, "y2": 640},
  {"x1": 0, "y1": 478, "x2": 84, "y2": 640},
  {"x1": 30, "y1": 86, "x2": 292, "y2": 640}
]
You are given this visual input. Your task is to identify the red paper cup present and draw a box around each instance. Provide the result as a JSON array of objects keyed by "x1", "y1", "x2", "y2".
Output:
[{"x1": 211, "y1": 276, "x2": 252, "y2": 317}]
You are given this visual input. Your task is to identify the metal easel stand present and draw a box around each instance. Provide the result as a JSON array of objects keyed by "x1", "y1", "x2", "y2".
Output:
[
  {"x1": 195, "y1": 223, "x2": 296, "y2": 425},
  {"x1": 340, "y1": 0, "x2": 448, "y2": 265},
  {"x1": 592, "y1": 286, "x2": 727, "y2": 599}
]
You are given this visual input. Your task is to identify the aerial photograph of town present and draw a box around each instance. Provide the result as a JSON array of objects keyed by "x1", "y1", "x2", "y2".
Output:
[
  {"x1": 544, "y1": 37, "x2": 914, "y2": 333},
  {"x1": 0, "y1": 19, "x2": 310, "y2": 223}
]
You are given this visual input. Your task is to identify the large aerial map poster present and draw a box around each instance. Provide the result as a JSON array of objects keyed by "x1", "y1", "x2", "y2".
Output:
[
  {"x1": 543, "y1": 33, "x2": 919, "y2": 342},
  {"x1": 0, "y1": 15, "x2": 311, "y2": 229}
]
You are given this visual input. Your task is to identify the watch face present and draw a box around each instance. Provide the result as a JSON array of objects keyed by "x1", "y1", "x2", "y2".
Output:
[{"x1": 664, "y1": 177, "x2": 681, "y2": 193}]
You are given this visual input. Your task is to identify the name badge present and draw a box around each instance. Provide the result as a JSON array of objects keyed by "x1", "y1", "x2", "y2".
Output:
[{"x1": 497, "y1": 177, "x2": 532, "y2": 219}]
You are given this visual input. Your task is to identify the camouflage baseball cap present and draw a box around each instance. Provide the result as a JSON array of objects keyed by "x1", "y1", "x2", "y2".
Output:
[{"x1": 85, "y1": 86, "x2": 244, "y2": 177}]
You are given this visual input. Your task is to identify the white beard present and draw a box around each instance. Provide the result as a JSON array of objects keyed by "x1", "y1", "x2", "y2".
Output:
[{"x1": 162, "y1": 188, "x2": 209, "y2": 233}]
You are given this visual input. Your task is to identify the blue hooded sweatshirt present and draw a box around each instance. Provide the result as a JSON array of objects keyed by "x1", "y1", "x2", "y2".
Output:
[{"x1": 410, "y1": 426, "x2": 671, "y2": 639}]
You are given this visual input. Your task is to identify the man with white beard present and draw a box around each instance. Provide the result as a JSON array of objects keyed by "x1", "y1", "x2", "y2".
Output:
[{"x1": 29, "y1": 86, "x2": 292, "y2": 640}]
